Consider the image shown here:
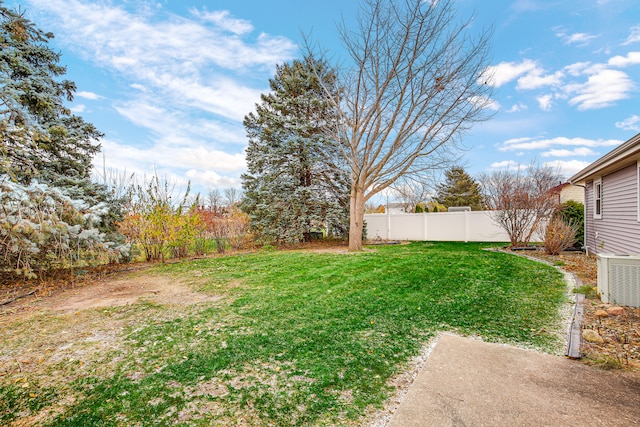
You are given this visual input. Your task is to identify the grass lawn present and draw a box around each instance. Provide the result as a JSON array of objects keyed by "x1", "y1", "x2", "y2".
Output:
[{"x1": 0, "y1": 242, "x2": 569, "y2": 426}]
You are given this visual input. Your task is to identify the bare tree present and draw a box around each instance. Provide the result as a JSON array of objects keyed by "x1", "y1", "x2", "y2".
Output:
[
  {"x1": 311, "y1": 0, "x2": 494, "y2": 250},
  {"x1": 224, "y1": 187, "x2": 242, "y2": 208},
  {"x1": 207, "y1": 188, "x2": 222, "y2": 213},
  {"x1": 390, "y1": 176, "x2": 435, "y2": 213},
  {"x1": 479, "y1": 163, "x2": 562, "y2": 247}
]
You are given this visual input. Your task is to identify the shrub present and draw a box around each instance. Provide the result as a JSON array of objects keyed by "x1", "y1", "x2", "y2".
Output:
[
  {"x1": 556, "y1": 200, "x2": 584, "y2": 248},
  {"x1": 118, "y1": 174, "x2": 204, "y2": 261},
  {"x1": 480, "y1": 163, "x2": 562, "y2": 247},
  {"x1": 168, "y1": 207, "x2": 207, "y2": 258},
  {"x1": 0, "y1": 176, "x2": 129, "y2": 280},
  {"x1": 203, "y1": 213, "x2": 230, "y2": 254},
  {"x1": 198, "y1": 207, "x2": 253, "y2": 253},
  {"x1": 543, "y1": 216, "x2": 579, "y2": 255},
  {"x1": 227, "y1": 208, "x2": 253, "y2": 250}
]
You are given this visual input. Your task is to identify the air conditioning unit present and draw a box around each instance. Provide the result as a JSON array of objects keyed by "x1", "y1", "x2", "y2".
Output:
[{"x1": 597, "y1": 253, "x2": 640, "y2": 307}]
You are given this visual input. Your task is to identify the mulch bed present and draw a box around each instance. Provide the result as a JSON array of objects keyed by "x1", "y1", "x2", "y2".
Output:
[{"x1": 522, "y1": 249, "x2": 640, "y2": 371}]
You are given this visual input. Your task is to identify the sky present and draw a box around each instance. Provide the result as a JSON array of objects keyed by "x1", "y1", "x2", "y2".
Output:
[{"x1": 7, "y1": 0, "x2": 640, "y2": 198}]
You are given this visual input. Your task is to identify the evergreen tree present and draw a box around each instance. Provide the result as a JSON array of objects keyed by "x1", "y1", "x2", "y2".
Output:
[
  {"x1": 0, "y1": 5, "x2": 123, "y2": 229},
  {"x1": 242, "y1": 55, "x2": 349, "y2": 244},
  {"x1": 0, "y1": 4, "x2": 102, "y2": 186},
  {"x1": 0, "y1": 4, "x2": 128, "y2": 278},
  {"x1": 435, "y1": 166, "x2": 484, "y2": 210}
]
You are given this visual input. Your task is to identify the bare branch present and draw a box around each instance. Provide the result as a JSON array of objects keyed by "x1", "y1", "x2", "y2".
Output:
[
  {"x1": 307, "y1": 0, "x2": 494, "y2": 249},
  {"x1": 480, "y1": 162, "x2": 563, "y2": 247}
]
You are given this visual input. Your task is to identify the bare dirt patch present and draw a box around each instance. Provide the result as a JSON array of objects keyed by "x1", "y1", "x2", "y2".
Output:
[
  {"x1": 38, "y1": 273, "x2": 222, "y2": 312},
  {"x1": 1, "y1": 268, "x2": 223, "y2": 318}
]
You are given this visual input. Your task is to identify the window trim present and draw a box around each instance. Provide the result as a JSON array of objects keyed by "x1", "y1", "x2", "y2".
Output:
[
  {"x1": 594, "y1": 177, "x2": 602, "y2": 219},
  {"x1": 593, "y1": 177, "x2": 602, "y2": 219},
  {"x1": 637, "y1": 161, "x2": 640, "y2": 222}
]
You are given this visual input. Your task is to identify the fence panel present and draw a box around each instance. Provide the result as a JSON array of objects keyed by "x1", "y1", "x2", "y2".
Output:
[{"x1": 364, "y1": 211, "x2": 533, "y2": 243}]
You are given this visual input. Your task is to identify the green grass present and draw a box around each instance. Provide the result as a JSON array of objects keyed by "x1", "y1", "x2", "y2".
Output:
[
  {"x1": 573, "y1": 284, "x2": 598, "y2": 298},
  {"x1": 1, "y1": 242, "x2": 569, "y2": 426}
]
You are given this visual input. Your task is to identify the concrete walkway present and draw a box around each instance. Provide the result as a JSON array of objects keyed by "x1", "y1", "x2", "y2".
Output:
[{"x1": 388, "y1": 334, "x2": 640, "y2": 426}]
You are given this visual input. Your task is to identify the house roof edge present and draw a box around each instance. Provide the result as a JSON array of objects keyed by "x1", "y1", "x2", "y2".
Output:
[{"x1": 569, "y1": 132, "x2": 640, "y2": 184}]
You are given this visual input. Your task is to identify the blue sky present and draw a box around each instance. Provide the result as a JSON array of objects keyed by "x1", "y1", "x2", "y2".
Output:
[{"x1": 8, "y1": 0, "x2": 640, "y2": 197}]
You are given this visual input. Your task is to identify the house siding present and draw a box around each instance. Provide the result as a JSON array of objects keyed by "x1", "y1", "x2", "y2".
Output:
[
  {"x1": 560, "y1": 185, "x2": 584, "y2": 204},
  {"x1": 585, "y1": 180, "x2": 595, "y2": 253},
  {"x1": 588, "y1": 164, "x2": 640, "y2": 255}
]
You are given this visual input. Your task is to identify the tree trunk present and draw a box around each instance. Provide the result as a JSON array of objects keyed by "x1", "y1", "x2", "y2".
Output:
[{"x1": 349, "y1": 185, "x2": 365, "y2": 251}]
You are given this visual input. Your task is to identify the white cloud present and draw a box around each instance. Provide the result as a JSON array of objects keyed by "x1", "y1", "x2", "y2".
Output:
[
  {"x1": 565, "y1": 33, "x2": 599, "y2": 45},
  {"x1": 190, "y1": 9, "x2": 253, "y2": 35},
  {"x1": 105, "y1": 98, "x2": 248, "y2": 191},
  {"x1": 485, "y1": 53, "x2": 636, "y2": 111},
  {"x1": 70, "y1": 104, "x2": 86, "y2": 113},
  {"x1": 28, "y1": 0, "x2": 297, "y2": 121},
  {"x1": 506, "y1": 103, "x2": 527, "y2": 113},
  {"x1": 113, "y1": 100, "x2": 247, "y2": 147},
  {"x1": 185, "y1": 169, "x2": 242, "y2": 189},
  {"x1": 616, "y1": 115, "x2": 640, "y2": 131},
  {"x1": 554, "y1": 28, "x2": 599, "y2": 46},
  {"x1": 516, "y1": 69, "x2": 564, "y2": 90},
  {"x1": 565, "y1": 69, "x2": 634, "y2": 110},
  {"x1": 543, "y1": 160, "x2": 592, "y2": 177},
  {"x1": 489, "y1": 160, "x2": 522, "y2": 170},
  {"x1": 608, "y1": 52, "x2": 640, "y2": 67},
  {"x1": 541, "y1": 147, "x2": 598, "y2": 157},
  {"x1": 25, "y1": 0, "x2": 302, "y2": 194},
  {"x1": 510, "y1": 0, "x2": 547, "y2": 13},
  {"x1": 536, "y1": 94, "x2": 553, "y2": 111},
  {"x1": 499, "y1": 136, "x2": 622, "y2": 151},
  {"x1": 130, "y1": 83, "x2": 147, "y2": 92},
  {"x1": 483, "y1": 59, "x2": 537, "y2": 87},
  {"x1": 76, "y1": 90, "x2": 102, "y2": 100},
  {"x1": 562, "y1": 33, "x2": 598, "y2": 46},
  {"x1": 502, "y1": 137, "x2": 533, "y2": 145},
  {"x1": 485, "y1": 59, "x2": 563, "y2": 91},
  {"x1": 469, "y1": 95, "x2": 500, "y2": 111},
  {"x1": 623, "y1": 25, "x2": 640, "y2": 45},
  {"x1": 563, "y1": 62, "x2": 592, "y2": 76},
  {"x1": 95, "y1": 138, "x2": 246, "y2": 192},
  {"x1": 99, "y1": 139, "x2": 246, "y2": 174},
  {"x1": 556, "y1": 54, "x2": 638, "y2": 110}
]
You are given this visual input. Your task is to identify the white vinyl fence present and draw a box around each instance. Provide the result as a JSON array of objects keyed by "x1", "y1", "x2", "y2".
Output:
[{"x1": 365, "y1": 211, "x2": 541, "y2": 243}]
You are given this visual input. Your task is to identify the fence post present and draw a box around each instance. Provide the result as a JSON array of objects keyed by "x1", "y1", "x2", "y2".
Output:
[
  {"x1": 387, "y1": 212, "x2": 391, "y2": 240},
  {"x1": 464, "y1": 210, "x2": 469, "y2": 243},
  {"x1": 423, "y1": 211, "x2": 428, "y2": 241}
]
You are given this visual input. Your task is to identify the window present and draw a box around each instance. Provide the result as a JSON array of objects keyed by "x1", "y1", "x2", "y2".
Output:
[{"x1": 594, "y1": 177, "x2": 602, "y2": 219}]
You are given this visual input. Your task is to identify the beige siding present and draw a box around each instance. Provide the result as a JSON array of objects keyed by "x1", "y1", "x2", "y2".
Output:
[
  {"x1": 588, "y1": 164, "x2": 640, "y2": 255},
  {"x1": 560, "y1": 185, "x2": 584, "y2": 204}
]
